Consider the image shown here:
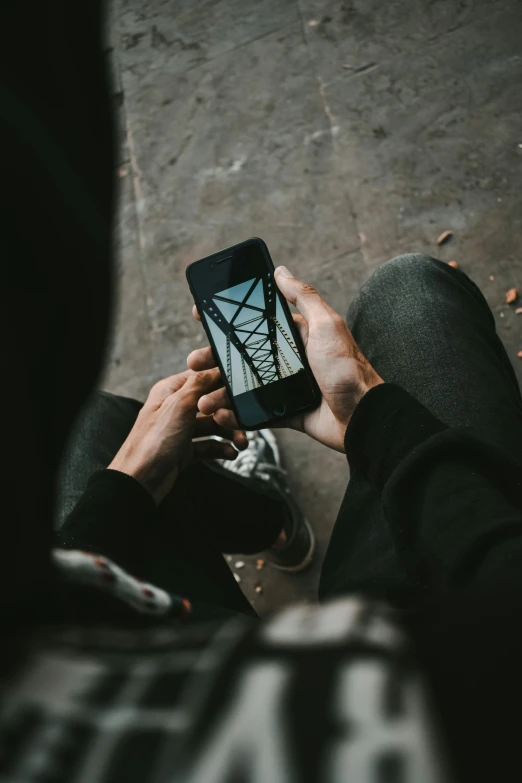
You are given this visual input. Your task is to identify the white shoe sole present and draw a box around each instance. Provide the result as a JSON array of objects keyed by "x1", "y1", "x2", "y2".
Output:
[{"x1": 268, "y1": 518, "x2": 316, "y2": 573}]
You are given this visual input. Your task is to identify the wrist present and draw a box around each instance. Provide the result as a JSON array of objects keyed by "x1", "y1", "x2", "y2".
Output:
[
  {"x1": 108, "y1": 455, "x2": 171, "y2": 506},
  {"x1": 336, "y1": 378, "x2": 383, "y2": 452}
]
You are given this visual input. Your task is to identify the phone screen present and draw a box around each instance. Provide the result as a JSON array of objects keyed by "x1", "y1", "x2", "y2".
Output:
[{"x1": 187, "y1": 238, "x2": 320, "y2": 428}]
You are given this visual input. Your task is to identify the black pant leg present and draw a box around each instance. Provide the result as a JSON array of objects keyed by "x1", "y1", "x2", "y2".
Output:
[
  {"x1": 319, "y1": 254, "x2": 522, "y2": 604},
  {"x1": 178, "y1": 461, "x2": 286, "y2": 554}
]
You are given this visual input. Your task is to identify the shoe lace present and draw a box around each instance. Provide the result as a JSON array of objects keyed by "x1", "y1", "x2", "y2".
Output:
[
  {"x1": 253, "y1": 460, "x2": 287, "y2": 483},
  {"x1": 227, "y1": 440, "x2": 286, "y2": 483}
]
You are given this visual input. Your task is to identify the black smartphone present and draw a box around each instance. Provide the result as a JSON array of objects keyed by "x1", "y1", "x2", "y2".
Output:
[{"x1": 186, "y1": 238, "x2": 320, "y2": 429}]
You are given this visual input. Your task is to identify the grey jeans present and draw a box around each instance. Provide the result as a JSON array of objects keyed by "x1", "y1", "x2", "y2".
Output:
[{"x1": 319, "y1": 254, "x2": 522, "y2": 603}]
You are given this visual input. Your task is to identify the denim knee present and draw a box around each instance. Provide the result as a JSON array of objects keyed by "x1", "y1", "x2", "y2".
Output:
[
  {"x1": 359, "y1": 253, "x2": 445, "y2": 301},
  {"x1": 375, "y1": 253, "x2": 442, "y2": 280},
  {"x1": 347, "y1": 254, "x2": 444, "y2": 325}
]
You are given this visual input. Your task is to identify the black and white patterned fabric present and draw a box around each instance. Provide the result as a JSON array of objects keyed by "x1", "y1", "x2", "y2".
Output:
[{"x1": 0, "y1": 583, "x2": 448, "y2": 782}]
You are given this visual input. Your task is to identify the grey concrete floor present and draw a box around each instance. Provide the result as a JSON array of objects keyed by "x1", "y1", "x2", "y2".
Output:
[{"x1": 103, "y1": 0, "x2": 522, "y2": 614}]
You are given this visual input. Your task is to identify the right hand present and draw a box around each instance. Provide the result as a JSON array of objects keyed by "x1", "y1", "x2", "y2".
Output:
[{"x1": 188, "y1": 267, "x2": 383, "y2": 453}]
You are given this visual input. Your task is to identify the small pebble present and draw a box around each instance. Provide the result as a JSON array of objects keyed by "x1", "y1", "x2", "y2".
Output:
[
  {"x1": 518, "y1": 351, "x2": 522, "y2": 359},
  {"x1": 256, "y1": 559, "x2": 265, "y2": 570},
  {"x1": 515, "y1": 308, "x2": 522, "y2": 315},
  {"x1": 235, "y1": 561, "x2": 245, "y2": 569},
  {"x1": 489, "y1": 275, "x2": 495, "y2": 281},
  {"x1": 437, "y1": 229, "x2": 453, "y2": 245},
  {"x1": 233, "y1": 573, "x2": 241, "y2": 583},
  {"x1": 448, "y1": 261, "x2": 458, "y2": 269},
  {"x1": 500, "y1": 312, "x2": 504, "y2": 318},
  {"x1": 255, "y1": 585, "x2": 263, "y2": 594}
]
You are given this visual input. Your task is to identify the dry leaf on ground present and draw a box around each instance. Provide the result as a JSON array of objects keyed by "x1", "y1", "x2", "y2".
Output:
[
  {"x1": 448, "y1": 260, "x2": 458, "y2": 268},
  {"x1": 256, "y1": 559, "x2": 265, "y2": 570},
  {"x1": 515, "y1": 308, "x2": 522, "y2": 315},
  {"x1": 506, "y1": 288, "x2": 519, "y2": 304},
  {"x1": 518, "y1": 351, "x2": 522, "y2": 359},
  {"x1": 437, "y1": 230, "x2": 453, "y2": 245}
]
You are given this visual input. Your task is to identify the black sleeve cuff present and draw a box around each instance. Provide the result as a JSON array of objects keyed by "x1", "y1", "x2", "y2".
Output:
[
  {"x1": 55, "y1": 469, "x2": 156, "y2": 571},
  {"x1": 345, "y1": 383, "x2": 448, "y2": 492}
]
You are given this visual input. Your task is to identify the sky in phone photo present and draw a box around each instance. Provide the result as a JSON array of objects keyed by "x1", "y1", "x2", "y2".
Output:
[{"x1": 202, "y1": 276, "x2": 304, "y2": 396}]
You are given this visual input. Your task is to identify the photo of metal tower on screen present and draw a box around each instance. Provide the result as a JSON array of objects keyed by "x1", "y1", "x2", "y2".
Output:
[{"x1": 201, "y1": 276, "x2": 305, "y2": 397}]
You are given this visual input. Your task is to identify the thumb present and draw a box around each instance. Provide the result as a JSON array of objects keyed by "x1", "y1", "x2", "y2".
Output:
[{"x1": 274, "y1": 266, "x2": 331, "y2": 324}]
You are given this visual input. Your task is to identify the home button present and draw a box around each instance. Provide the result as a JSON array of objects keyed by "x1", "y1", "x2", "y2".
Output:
[{"x1": 272, "y1": 405, "x2": 287, "y2": 418}]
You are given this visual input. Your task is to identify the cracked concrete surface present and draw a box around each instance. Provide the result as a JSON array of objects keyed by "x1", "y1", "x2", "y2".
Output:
[{"x1": 103, "y1": 0, "x2": 522, "y2": 614}]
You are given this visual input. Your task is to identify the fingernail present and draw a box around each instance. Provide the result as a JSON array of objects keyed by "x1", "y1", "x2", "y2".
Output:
[{"x1": 275, "y1": 265, "x2": 294, "y2": 278}]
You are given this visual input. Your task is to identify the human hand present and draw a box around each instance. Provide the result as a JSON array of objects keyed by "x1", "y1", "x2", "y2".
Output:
[
  {"x1": 188, "y1": 267, "x2": 383, "y2": 453},
  {"x1": 108, "y1": 369, "x2": 247, "y2": 504}
]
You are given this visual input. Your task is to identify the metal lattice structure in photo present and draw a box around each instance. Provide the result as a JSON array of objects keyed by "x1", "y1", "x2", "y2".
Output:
[{"x1": 201, "y1": 276, "x2": 304, "y2": 396}]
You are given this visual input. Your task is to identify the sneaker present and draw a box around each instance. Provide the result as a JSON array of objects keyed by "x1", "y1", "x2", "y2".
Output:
[{"x1": 219, "y1": 429, "x2": 315, "y2": 573}]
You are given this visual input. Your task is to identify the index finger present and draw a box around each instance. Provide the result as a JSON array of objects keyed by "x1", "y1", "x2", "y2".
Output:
[
  {"x1": 178, "y1": 368, "x2": 223, "y2": 404},
  {"x1": 187, "y1": 345, "x2": 218, "y2": 371},
  {"x1": 146, "y1": 370, "x2": 192, "y2": 407},
  {"x1": 168, "y1": 369, "x2": 223, "y2": 418}
]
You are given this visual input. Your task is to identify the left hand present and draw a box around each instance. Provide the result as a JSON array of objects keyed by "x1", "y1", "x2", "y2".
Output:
[{"x1": 109, "y1": 369, "x2": 247, "y2": 504}]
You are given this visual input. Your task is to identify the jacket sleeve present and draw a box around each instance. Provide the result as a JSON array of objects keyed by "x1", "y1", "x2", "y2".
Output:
[
  {"x1": 345, "y1": 383, "x2": 522, "y2": 590},
  {"x1": 55, "y1": 469, "x2": 156, "y2": 573}
]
